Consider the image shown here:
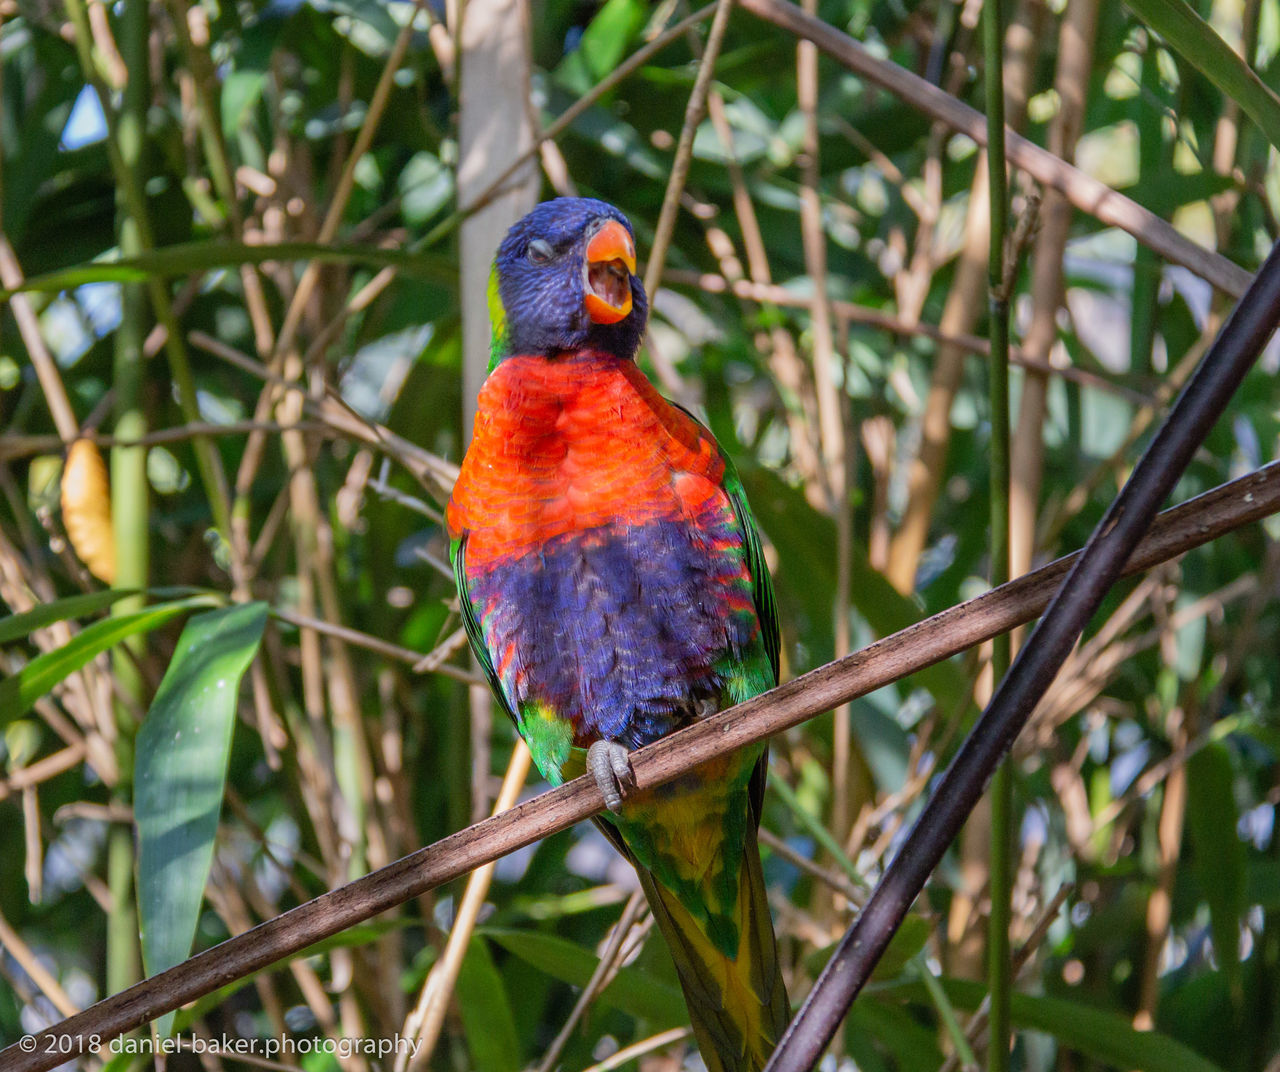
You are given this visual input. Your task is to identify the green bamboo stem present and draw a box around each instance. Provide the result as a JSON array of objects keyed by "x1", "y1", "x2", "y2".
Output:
[
  {"x1": 921, "y1": 955, "x2": 980, "y2": 1069},
  {"x1": 62, "y1": 0, "x2": 232, "y2": 545},
  {"x1": 984, "y1": 0, "x2": 1013, "y2": 1069},
  {"x1": 105, "y1": 0, "x2": 149, "y2": 998},
  {"x1": 1130, "y1": 35, "x2": 1166, "y2": 376}
]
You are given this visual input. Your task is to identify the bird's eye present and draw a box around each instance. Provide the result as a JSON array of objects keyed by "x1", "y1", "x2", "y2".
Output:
[{"x1": 527, "y1": 239, "x2": 554, "y2": 265}]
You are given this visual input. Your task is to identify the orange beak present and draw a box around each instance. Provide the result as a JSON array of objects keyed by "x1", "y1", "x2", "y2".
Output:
[{"x1": 583, "y1": 220, "x2": 636, "y2": 325}]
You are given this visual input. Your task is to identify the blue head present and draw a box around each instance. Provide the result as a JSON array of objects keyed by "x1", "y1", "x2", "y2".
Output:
[{"x1": 489, "y1": 198, "x2": 648, "y2": 366}]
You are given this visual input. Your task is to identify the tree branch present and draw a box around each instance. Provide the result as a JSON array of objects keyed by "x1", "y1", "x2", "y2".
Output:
[{"x1": 6, "y1": 456, "x2": 1280, "y2": 1070}]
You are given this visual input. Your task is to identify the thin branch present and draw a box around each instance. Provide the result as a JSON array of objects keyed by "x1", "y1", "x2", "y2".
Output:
[
  {"x1": 643, "y1": 0, "x2": 734, "y2": 302},
  {"x1": 270, "y1": 608, "x2": 483, "y2": 685},
  {"x1": 434, "y1": 5, "x2": 719, "y2": 245},
  {"x1": 0, "y1": 237, "x2": 80, "y2": 442},
  {"x1": 938, "y1": 883, "x2": 1075, "y2": 1072},
  {"x1": 661, "y1": 269, "x2": 1151, "y2": 403},
  {"x1": 272, "y1": 1, "x2": 427, "y2": 361},
  {"x1": 0, "y1": 422, "x2": 328, "y2": 462},
  {"x1": 758, "y1": 828, "x2": 862, "y2": 906},
  {"x1": 641, "y1": 0, "x2": 736, "y2": 398},
  {"x1": 7, "y1": 455, "x2": 1280, "y2": 1069},
  {"x1": 0, "y1": 745, "x2": 87, "y2": 803},
  {"x1": 0, "y1": 908, "x2": 80, "y2": 1019},
  {"x1": 188, "y1": 331, "x2": 459, "y2": 502},
  {"x1": 579, "y1": 1027, "x2": 694, "y2": 1072},
  {"x1": 63, "y1": 0, "x2": 235, "y2": 544},
  {"x1": 1010, "y1": 0, "x2": 1099, "y2": 583}
]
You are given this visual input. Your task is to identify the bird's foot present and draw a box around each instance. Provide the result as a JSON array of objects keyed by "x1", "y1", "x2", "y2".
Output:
[{"x1": 587, "y1": 739, "x2": 634, "y2": 813}]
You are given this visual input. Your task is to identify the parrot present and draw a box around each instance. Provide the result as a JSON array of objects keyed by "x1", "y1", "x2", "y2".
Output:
[{"x1": 446, "y1": 197, "x2": 789, "y2": 1071}]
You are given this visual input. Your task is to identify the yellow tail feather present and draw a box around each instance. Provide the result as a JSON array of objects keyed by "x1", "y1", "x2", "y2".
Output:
[{"x1": 634, "y1": 820, "x2": 789, "y2": 1072}]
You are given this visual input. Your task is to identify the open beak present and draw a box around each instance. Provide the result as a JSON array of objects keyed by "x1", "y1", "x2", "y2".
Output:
[{"x1": 583, "y1": 219, "x2": 636, "y2": 324}]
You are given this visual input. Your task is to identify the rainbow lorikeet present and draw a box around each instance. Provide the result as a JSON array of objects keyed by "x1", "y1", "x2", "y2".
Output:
[{"x1": 447, "y1": 197, "x2": 789, "y2": 1071}]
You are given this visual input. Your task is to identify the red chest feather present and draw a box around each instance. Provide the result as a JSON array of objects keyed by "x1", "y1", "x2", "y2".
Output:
[{"x1": 447, "y1": 352, "x2": 727, "y2": 570}]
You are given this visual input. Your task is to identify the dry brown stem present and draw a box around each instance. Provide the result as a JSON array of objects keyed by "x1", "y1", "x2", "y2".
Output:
[{"x1": 1010, "y1": 0, "x2": 1100, "y2": 587}]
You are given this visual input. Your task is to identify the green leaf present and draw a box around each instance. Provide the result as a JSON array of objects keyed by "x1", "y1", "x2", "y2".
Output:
[
  {"x1": 577, "y1": 0, "x2": 647, "y2": 80},
  {"x1": 846, "y1": 995, "x2": 944, "y2": 1072},
  {"x1": 1124, "y1": 0, "x2": 1280, "y2": 151},
  {"x1": 482, "y1": 928, "x2": 686, "y2": 1025},
  {"x1": 0, "y1": 596, "x2": 216, "y2": 727},
  {"x1": 0, "y1": 588, "x2": 139, "y2": 646},
  {"x1": 880, "y1": 978, "x2": 1226, "y2": 1072},
  {"x1": 772, "y1": 776, "x2": 865, "y2": 891},
  {"x1": 135, "y1": 602, "x2": 268, "y2": 1038},
  {"x1": 1185, "y1": 741, "x2": 1245, "y2": 998},
  {"x1": 456, "y1": 937, "x2": 522, "y2": 1072},
  {"x1": 741, "y1": 467, "x2": 968, "y2": 702},
  {"x1": 0, "y1": 241, "x2": 454, "y2": 298},
  {"x1": 98, "y1": 919, "x2": 410, "y2": 1072},
  {"x1": 805, "y1": 914, "x2": 932, "y2": 981},
  {"x1": 220, "y1": 17, "x2": 284, "y2": 134},
  {"x1": 1246, "y1": 859, "x2": 1280, "y2": 910}
]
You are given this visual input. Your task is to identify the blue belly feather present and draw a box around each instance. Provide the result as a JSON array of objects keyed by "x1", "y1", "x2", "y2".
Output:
[{"x1": 470, "y1": 519, "x2": 757, "y2": 748}]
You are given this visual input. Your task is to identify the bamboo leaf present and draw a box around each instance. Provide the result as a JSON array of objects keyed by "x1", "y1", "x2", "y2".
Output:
[
  {"x1": 881, "y1": 978, "x2": 1226, "y2": 1072},
  {"x1": 846, "y1": 997, "x2": 943, "y2": 1072},
  {"x1": 457, "y1": 937, "x2": 522, "y2": 1072},
  {"x1": 0, "y1": 241, "x2": 455, "y2": 299},
  {"x1": 805, "y1": 914, "x2": 932, "y2": 981},
  {"x1": 483, "y1": 928, "x2": 686, "y2": 1025},
  {"x1": 0, "y1": 596, "x2": 216, "y2": 726},
  {"x1": 1124, "y1": 0, "x2": 1280, "y2": 151},
  {"x1": 1185, "y1": 741, "x2": 1245, "y2": 998},
  {"x1": 0, "y1": 589, "x2": 139, "y2": 646},
  {"x1": 135, "y1": 602, "x2": 268, "y2": 1038}
]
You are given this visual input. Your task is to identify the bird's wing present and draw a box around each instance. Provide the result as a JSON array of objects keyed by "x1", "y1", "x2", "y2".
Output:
[{"x1": 451, "y1": 533, "x2": 519, "y2": 728}]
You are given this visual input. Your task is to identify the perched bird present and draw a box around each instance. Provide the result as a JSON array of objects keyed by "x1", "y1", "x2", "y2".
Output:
[{"x1": 447, "y1": 197, "x2": 789, "y2": 1071}]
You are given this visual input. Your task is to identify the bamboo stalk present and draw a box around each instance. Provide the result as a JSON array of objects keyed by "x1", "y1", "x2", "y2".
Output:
[
  {"x1": 1010, "y1": 0, "x2": 1100, "y2": 585},
  {"x1": 0, "y1": 239, "x2": 79, "y2": 443},
  {"x1": 62, "y1": 0, "x2": 233, "y2": 544},
  {"x1": 640, "y1": 0, "x2": 735, "y2": 399},
  {"x1": 795, "y1": 0, "x2": 856, "y2": 867},
  {"x1": 982, "y1": 0, "x2": 1013, "y2": 1063},
  {"x1": 102, "y1": 0, "x2": 150, "y2": 999}
]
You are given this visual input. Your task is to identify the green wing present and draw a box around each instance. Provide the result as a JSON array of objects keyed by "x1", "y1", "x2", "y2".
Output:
[
  {"x1": 666, "y1": 402, "x2": 780, "y2": 837},
  {"x1": 722, "y1": 460, "x2": 777, "y2": 832},
  {"x1": 723, "y1": 462, "x2": 780, "y2": 687},
  {"x1": 451, "y1": 534, "x2": 518, "y2": 727},
  {"x1": 666, "y1": 402, "x2": 780, "y2": 685}
]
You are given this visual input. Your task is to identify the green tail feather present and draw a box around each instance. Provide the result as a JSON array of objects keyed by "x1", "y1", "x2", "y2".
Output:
[
  {"x1": 634, "y1": 819, "x2": 789, "y2": 1071},
  {"x1": 586, "y1": 746, "x2": 789, "y2": 1070}
]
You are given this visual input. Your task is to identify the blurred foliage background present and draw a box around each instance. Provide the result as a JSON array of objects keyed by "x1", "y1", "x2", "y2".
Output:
[{"x1": 1, "y1": 0, "x2": 1279, "y2": 1069}]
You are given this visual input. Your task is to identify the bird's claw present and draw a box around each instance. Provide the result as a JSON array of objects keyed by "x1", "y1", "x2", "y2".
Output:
[{"x1": 587, "y1": 740, "x2": 634, "y2": 813}]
